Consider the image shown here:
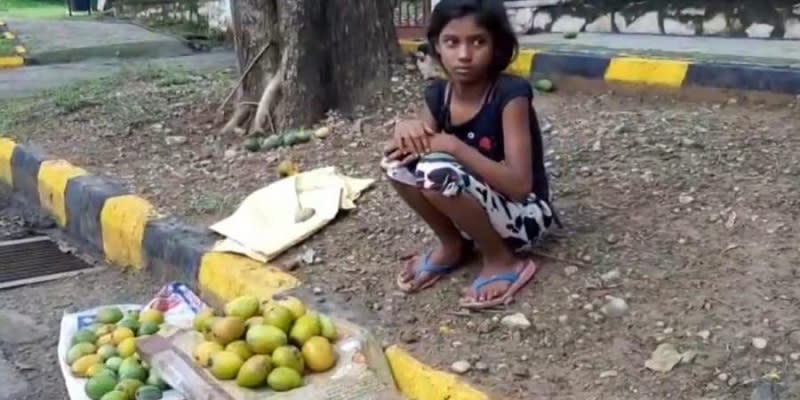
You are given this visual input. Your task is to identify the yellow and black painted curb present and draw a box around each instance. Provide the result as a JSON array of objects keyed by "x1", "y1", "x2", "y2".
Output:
[
  {"x1": 400, "y1": 39, "x2": 800, "y2": 95},
  {"x1": 0, "y1": 137, "x2": 496, "y2": 400},
  {"x1": 0, "y1": 21, "x2": 26, "y2": 69}
]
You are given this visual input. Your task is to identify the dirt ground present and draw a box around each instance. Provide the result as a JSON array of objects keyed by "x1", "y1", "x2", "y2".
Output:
[{"x1": 3, "y1": 62, "x2": 800, "y2": 399}]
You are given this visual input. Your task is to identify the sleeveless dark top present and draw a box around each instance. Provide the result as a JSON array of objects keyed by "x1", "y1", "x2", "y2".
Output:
[{"x1": 424, "y1": 74, "x2": 551, "y2": 202}]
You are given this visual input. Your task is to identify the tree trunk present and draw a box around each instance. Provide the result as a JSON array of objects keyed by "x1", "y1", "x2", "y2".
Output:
[{"x1": 225, "y1": 0, "x2": 400, "y2": 134}]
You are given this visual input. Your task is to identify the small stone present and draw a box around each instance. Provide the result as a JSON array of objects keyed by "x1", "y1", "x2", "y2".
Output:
[
  {"x1": 452, "y1": 341, "x2": 462, "y2": 348},
  {"x1": 223, "y1": 148, "x2": 237, "y2": 159},
  {"x1": 728, "y1": 376, "x2": 738, "y2": 386},
  {"x1": 451, "y1": 360, "x2": 471, "y2": 374},
  {"x1": 752, "y1": 337, "x2": 768, "y2": 350},
  {"x1": 601, "y1": 297, "x2": 629, "y2": 318},
  {"x1": 564, "y1": 266, "x2": 579, "y2": 276},
  {"x1": 301, "y1": 248, "x2": 318, "y2": 265},
  {"x1": 165, "y1": 135, "x2": 188, "y2": 146},
  {"x1": 599, "y1": 370, "x2": 618, "y2": 378},
  {"x1": 718, "y1": 373, "x2": 729, "y2": 382},
  {"x1": 477, "y1": 319, "x2": 498, "y2": 334},
  {"x1": 663, "y1": 327, "x2": 674, "y2": 334},
  {"x1": 605, "y1": 234, "x2": 618, "y2": 244},
  {"x1": 582, "y1": 303, "x2": 594, "y2": 311},
  {"x1": 558, "y1": 315, "x2": 569, "y2": 324},
  {"x1": 313, "y1": 287, "x2": 323, "y2": 295},
  {"x1": 314, "y1": 126, "x2": 331, "y2": 138},
  {"x1": 600, "y1": 268, "x2": 621, "y2": 283},
  {"x1": 789, "y1": 352, "x2": 800, "y2": 361},
  {"x1": 501, "y1": 312, "x2": 532, "y2": 329},
  {"x1": 474, "y1": 361, "x2": 489, "y2": 372},
  {"x1": 706, "y1": 383, "x2": 719, "y2": 391},
  {"x1": 697, "y1": 330, "x2": 711, "y2": 340},
  {"x1": 588, "y1": 312, "x2": 604, "y2": 322},
  {"x1": 678, "y1": 194, "x2": 694, "y2": 204}
]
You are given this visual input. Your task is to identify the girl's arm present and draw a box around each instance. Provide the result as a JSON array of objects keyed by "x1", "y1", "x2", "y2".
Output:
[{"x1": 445, "y1": 97, "x2": 533, "y2": 201}]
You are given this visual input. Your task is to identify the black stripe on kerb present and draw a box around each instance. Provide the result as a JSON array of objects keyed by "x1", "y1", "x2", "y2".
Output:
[
  {"x1": 10, "y1": 144, "x2": 47, "y2": 206},
  {"x1": 64, "y1": 175, "x2": 129, "y2": 254},
  {"x1": 685, "y1": 62, "x2": 800, "y2": 94}
]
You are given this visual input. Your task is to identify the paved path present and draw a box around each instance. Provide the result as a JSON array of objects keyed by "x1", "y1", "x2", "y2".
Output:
[
  {"x1": 6, "y1": 18, "x2": 194, "y2": 64},
  {"x1": 0, "y1": 51, "x2": 236, "y2": 99},
  {"x1": 520, "y1": 32, "x2": 800, "y2": 67}
]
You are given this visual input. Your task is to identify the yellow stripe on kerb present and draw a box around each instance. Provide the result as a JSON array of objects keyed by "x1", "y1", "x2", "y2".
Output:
[
  {"x1": 399, "y1": 39, "x2": 423, "y2": 55},
  {"x1": 386, "y1": 346, "x2": 491, "y2": 400},
  {"x1": 604, "y1": 57, "x2": 689, "y2": 88},
  {"x1": 0, "y1": 138, "x2": 15, "y2": 186},
  {"x1": 0, "y1": 56, "x2": 24, "y2": 69},
  {"x1": 37, "y1": 160, "x2": 87, "y2": 226},
  {"x1": 507, "y1": 49, "x2": 536, "y2": 78},
  {"x1": 100, "y1": 195, "x2": 153, "y2": 269},
  {"x1": 198, "y1": 252, "x2": 300, "y2": 302}
]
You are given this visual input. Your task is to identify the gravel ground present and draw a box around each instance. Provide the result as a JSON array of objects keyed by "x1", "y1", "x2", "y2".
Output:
[
  {"x1": 2, "y1": 60, "x2": 800, "y2": 399},
  {"x1": 0, "y1": 189, "x2": 169, "y2": 400}
]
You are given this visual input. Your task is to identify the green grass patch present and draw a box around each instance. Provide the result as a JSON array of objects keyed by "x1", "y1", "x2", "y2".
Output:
[
  {"x1": 0, "y1": 63, "x2": 231, "y2": 136},
  {"x1": 0, "y1": 0, "x2": 94, "y2": 19}
]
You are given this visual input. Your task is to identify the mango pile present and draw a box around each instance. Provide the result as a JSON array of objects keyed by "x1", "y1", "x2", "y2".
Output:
[
  {"x1": 244, "y1": 126, "x2": 331, "y2": 153},
  {"x1": 66, "y1": 307, "x2": 170, "y2": 400},
  {"x1": 193, "y1": 295, "x2": 339, "y2": 392}
]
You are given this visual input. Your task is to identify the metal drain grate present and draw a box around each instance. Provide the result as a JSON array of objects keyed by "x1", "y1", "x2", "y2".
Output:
[{"x1": 0, "y1": 237, "x2": 99, "y2": 289}]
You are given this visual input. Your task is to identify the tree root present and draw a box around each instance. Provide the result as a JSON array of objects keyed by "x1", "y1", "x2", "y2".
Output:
[
  {"x1": 216, "y1": 41, "x2": 272, "y2": 117},
  {"x1": 250, "y1": 49, "x2": 289, "y2": 135},
  {"x1": 220, "y1": 103, "x2": 254, "y2": 135}
]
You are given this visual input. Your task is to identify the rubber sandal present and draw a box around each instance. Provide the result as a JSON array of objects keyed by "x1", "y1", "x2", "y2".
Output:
[
  {"x1": 459, "y1": 259, "x2": 540, "y2": 309},
  {"x1": 396, "y1": 246, "x2": 470, "y2": 293}
]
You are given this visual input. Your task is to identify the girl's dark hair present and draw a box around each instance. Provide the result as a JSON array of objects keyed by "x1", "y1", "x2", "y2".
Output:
[{"x1": 426, "y1": 0, "x2": 519, "y2": 77}]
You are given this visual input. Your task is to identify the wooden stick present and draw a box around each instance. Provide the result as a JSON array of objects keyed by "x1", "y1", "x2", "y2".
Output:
[
  {"x1": 531, "y1": 250, "x2": 591, "y2": 269},
  {"x1": 216, "y1": 41, "x2": 272, "y2": 116}
]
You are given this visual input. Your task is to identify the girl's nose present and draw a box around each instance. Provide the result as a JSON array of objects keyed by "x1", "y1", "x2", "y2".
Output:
[{"x1": 457, "y1": 46, "x2": 472, "y2": 62}]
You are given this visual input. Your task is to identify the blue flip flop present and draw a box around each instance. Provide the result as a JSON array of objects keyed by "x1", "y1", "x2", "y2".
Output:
[
  {"x1": 397, "y1": 249, "x2": 463, "y2": 292},
  {"x1": 460, "y1": 259, "x2": 539, "y2": 309}
]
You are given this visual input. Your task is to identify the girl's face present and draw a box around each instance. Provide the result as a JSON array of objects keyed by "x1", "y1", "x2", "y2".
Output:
[{"x1": 435, "y1": 15, "x2": 493, "y2": 84}]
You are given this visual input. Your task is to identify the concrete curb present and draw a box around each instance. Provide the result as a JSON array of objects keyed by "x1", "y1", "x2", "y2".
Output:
[
  {"x1": 399, "y1": 39, "x2": 800, "y2": 94},
  {"x1": 23, "y1": 40, "x2": 197, "y2": 66},
  {"x1": 0, "y1": 21, "x2": 26, "y2": 69},
  {"x1": 0, "y1": 138, "x2": 496, "y2": 400}
]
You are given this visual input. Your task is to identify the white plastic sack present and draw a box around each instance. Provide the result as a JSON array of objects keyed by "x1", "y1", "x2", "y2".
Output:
[{"x1": 57, "y1": 282, "x2": 210, "y2": 400}]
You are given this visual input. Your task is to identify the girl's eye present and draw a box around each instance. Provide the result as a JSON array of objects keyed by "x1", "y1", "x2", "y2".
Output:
[
  {"x1": 444, "y1": 38, "x2": 457, "y2": 47},
  {"x1": 472, "y1": 38, "x2": 486, "y2": 46}
]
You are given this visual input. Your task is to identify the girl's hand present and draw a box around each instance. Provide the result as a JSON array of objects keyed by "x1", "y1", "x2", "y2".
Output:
[
  {"x1": 383, "y1": 141, "x2": 420, "y2": 166},
  {"x1": 393, "y1": 119, "x2": 435, "y2": 156},
  {"x1": 428, "y1": 133, "x2": 460, "y2": 154}
]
